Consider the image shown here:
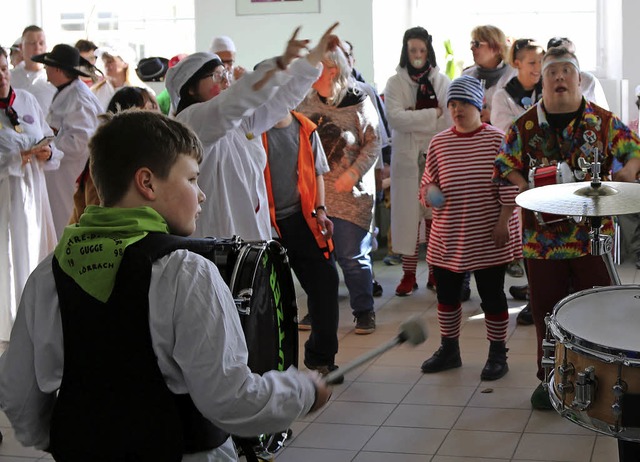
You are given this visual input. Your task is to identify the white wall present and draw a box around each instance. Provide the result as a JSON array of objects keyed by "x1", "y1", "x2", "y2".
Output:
[
  {"x1": 194, "y1": 0, "x2": 374, "y2": 82},
  {"x1": 621, "y1": 0, "x2": 640, "y2": 122},
  {"x1": 371, "y1": 0, "x2": 412, "y2": 92}
]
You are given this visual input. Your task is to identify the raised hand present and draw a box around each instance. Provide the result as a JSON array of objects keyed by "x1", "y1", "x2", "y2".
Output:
[
  {"x1": 280, "y1": 26, "x2": 311, "y2": 68},
  {"x1": 306, "y1": 22, "x2": 340, "y2": 66}
]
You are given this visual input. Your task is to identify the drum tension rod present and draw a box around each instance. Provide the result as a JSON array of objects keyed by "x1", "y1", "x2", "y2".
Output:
[
  {"x1": 557, "y1": 354, "x2": 575, "y2": 398},
  {"x1": 611, "y1": 362, "x2": 627, "y2": 433},
  {"x1": 572, "y1": 366, "x2": 596, "y2": 411},
  {"x1": 541, "y1": 315, "x2": 556, "y2": 389}
]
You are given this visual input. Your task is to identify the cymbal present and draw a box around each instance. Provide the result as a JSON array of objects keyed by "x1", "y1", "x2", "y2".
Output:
[{"x1": 516, "y1": 181, "x2": 640, "y2": 217}]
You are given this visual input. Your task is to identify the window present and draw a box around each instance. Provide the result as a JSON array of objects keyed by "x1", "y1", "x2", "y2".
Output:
[
  {"x1": 416, "y1": 0, "x2": 597, "y2": 74},
  {"x1": 40, "y1": 1, "x2": 195, "y2": 62}
]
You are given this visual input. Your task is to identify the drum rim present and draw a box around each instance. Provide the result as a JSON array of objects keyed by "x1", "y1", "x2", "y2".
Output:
[
  {"x1": 548, "y1": 370, "x2": 640, "y2": 441},
  {"x1": 549, "y1": 285, "x2": 640, "y2": 365}
]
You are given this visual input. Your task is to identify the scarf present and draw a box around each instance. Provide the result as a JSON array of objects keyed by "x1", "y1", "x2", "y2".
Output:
[
  {"x1": 504, "y1": 76, "x2": 542, "y2": 110},
  {"x1": 54, "y1": 206, "x2": 170, "y2": 303},
  {"x1": 472, "y1": 62, "x2": 510, "y2": 90},
  {"x1": 407, "y1": 63, "x2": 438, "y2": 110},
  {"x1": 0, "y1": 87, "x2": 21, "y2": 130}
]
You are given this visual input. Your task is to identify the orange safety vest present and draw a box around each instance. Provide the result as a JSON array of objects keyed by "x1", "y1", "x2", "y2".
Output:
[{"x1": 263, "y1": 111, "x2": 334, "y2": 259}]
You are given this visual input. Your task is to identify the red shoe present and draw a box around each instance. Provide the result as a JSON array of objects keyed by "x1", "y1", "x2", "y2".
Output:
[{"x1": 395, "y1": 273, "x2": 418, "y2": 296}]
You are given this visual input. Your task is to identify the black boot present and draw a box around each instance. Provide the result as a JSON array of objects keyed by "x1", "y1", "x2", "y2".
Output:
[
  {"x1": 481, "y1": 341, "x2": 509, "y2": 381},
  {"x1": 516, "y1": 303, "x2": 533, "y2": 326},
  {"x1": 421, "y1": 337, "x2": 461, "y2": 373}
]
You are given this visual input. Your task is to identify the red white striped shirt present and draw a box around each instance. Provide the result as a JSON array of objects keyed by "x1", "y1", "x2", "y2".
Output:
[{"x1": 421, "y1": 124, "x2": 522, "y2": 272}]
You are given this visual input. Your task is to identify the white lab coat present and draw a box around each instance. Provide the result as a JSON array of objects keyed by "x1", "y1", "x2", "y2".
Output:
[
  {"x1": 0, "y1": 250, "x2": 316, "y2": 460},
  {"x1": 490, "y1": 86, "x2": 534, "y2": 133},
  {"x1": 0, "y1": 89, "x2": 61, "y2": 341},
  {"x1": 177, "y1": 57, "x2": 321, "y2": 241},
  {"x1": 384, "y1": 65, "x2": 452, "y2": 255},
  {"x1": 44, "y1": 79, "x2": 103, "y2": 238},
  {"x1": 10, "y1": 63, "x2": 57, "y2": 115}
]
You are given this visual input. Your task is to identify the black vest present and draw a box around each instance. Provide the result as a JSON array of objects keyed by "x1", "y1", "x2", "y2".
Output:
[{"x1": 50, "y1": 234, "x2": 228, "y2": 462}]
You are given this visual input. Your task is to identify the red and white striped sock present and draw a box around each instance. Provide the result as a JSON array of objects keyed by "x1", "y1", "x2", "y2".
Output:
[
  {"x1": 401, "y1": 240, "x2": 420, "y2": 274},
  {"x1": 485, "y1": 311, "x2": 509, "y2": 342},
  {"x1": 437, "y1": 303, "x2": 462, "y2": 339}
]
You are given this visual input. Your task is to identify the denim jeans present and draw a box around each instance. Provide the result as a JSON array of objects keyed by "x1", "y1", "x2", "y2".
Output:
[{"x1": 331, "y1": 217, "x2": 374, "y2": 315}]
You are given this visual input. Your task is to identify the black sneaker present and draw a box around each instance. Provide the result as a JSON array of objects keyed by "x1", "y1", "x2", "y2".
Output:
[
  {"x1": 354, "y1": 311, "x2": 376, "y2": 335},
  {"x1": 304, "y1": 360, "x2": 344, "y2": 384},
  {"x1": 372, "y1": 280, "x2": 383, "y2": 297},
  {"x1": 298, "y1": 313, "x2": 312, "y2": 331}
]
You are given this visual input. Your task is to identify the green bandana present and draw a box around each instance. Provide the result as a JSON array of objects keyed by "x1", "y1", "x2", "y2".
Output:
[{"x1": 54, "y1": 206, "x2": 170, "y2": 303}]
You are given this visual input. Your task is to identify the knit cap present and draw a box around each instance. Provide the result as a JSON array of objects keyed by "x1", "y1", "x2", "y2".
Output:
[
  {"x1": 210, "y1": 36, "x2": 236, "y2": 54},
  {"x1": 447, "y1": 75, "x2": 484, "y2": 111}
]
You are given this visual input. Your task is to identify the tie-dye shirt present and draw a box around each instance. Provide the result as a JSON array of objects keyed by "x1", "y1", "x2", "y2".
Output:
[{"x1": 494, "y1": 99, "x2": 640, "y2": 259}]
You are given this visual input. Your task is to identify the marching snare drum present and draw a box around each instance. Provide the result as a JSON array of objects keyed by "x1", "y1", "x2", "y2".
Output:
[
  {"x1": 544, "y1": 285, "x2": 640, "y2": 441},
  {"x1": 196, "y1": 238, "x2": 299, "y2": 374},
  {"x1": 528, "y1": 162, "x2": 574, "y2": 225}
]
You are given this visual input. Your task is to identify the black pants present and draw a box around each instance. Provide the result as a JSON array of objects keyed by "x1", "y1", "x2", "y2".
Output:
[
  {"x1": 433, "y1": 264, "x2": 508, "y2": 315},
  {"x1": 277, "y1": 212, "x2": 340, "y2": 366}
]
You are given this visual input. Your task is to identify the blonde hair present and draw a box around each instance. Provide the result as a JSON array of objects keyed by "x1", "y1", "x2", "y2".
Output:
[
  {"x1": 320, "y1": 41, "x2": 354, "y2": 106},
  {"x1": 507, "y1": 38, "x2": 544, "y2": 67},
  {"x1": 471, "y1": 25, "x2": 508, "y2": 62}
]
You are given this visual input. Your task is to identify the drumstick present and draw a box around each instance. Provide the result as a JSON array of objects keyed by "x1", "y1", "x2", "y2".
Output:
[{"x1": 324, "y1": 316, "x2": 427, "y2": 384}]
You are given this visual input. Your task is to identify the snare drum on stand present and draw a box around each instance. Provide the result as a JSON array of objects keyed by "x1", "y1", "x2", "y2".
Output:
[{"x1": 543, "y1": 285, "x2": 640, "y2": 441}]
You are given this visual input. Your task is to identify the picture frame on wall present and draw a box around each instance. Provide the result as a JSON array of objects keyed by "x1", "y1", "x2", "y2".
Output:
[{"x1": 236, "y1": 0, "x2": 320, "y2": 16}]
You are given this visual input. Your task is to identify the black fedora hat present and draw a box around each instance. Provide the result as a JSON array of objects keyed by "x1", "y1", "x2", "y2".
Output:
[
  {"x1": 31, "y1": 44, "x2": 91, "y2": 77},
  {"x1": 136, "y1": 57, "x2": 169, "y2": 82}
]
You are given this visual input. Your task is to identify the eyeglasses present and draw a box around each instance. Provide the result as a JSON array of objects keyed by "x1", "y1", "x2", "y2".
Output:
[
  {"x1": 470, "y1": 40, "x2": 488, "y2": 49},
  {"x1": 204, "y1": 69, "x2": 232, "y2": 84}
]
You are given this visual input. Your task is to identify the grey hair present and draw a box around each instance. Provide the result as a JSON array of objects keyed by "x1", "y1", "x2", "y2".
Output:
[{"x1": 321, "y1": 41, "x2": 354, "y2": 106}]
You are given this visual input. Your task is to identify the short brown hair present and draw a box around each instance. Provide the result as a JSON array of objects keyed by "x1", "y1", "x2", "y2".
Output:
[
  {"x1": 89, "y1": 110, "x2": 203, "y2": 206},
  {"x1": 22, "y1": 25, "x2": 43, "y2": 38}
]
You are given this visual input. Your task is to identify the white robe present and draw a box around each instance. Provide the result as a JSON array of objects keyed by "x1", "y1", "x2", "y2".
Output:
[
  {"x1": 384, "y1": 65, "x2": 452, "y2": 255},
  {"x1": 0, "y1": 89, "x2": 61, "y2": 341},
  {"x1": 45, "y1": 79, "x2": 103, "y2": 238},
  {"x1": 0, "y1": 250, "x2": 316, "y2": 460},
  {"x1": 177, "y1": 57, "x2": 321, "y2": 241},
  {"x1": 10, "y1": 63, "x2": 57, "y2": 115}
]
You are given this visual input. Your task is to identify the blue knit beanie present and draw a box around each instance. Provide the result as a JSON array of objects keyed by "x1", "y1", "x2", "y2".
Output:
[{"x1": 447, "y1": 75, "x2": 484, "y2": 111}]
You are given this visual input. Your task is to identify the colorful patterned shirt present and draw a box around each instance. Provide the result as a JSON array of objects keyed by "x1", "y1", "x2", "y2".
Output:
[{"x1": 494, "y1": 99, "x2": 640, "y2": 259}]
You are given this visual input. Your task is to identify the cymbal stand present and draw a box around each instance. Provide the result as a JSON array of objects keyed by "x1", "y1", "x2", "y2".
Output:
[
  {"x1": 580, "y1": 150, "x2": 622, "y2": 285},
  {"x1": 589, "y1": 216, "x2": 621, "y2": 285}
]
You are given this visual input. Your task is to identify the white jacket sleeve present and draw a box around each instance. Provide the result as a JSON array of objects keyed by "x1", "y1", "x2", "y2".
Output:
[
  {"x1": 149, "y1": 251, "x2": 317, "y2": 437},
  {"x1": 0, "y1": 256, "x2": 60, "y2": 450},
  {"x1": 177, "y1": 64, "x2": 296, "y2": 145},
  {"x1": 491, "y1": 89, "x2": 521, "y2": 133},
  {"x1": 385, "y1": 72, "x2": 451, "y2": 135},
  {"x1": 246, "y1": 57, "x2": 322, "y2": 136}
]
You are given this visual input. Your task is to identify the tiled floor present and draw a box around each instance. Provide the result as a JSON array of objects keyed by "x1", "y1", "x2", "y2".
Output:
[{"x1": 1, "y1": 254, "x2": 638, "y2": 461}]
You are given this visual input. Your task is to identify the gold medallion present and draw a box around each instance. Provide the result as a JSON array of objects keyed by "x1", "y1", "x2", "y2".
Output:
[{"x1": 14, "y1": 125, "x2": 23, "y2": 133}]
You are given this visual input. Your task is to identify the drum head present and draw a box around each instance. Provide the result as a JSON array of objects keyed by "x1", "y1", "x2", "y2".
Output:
[
  {"x1": 553, "y1": 285, "x2": 640, "y2": 357},
  {"x1": 234, "y1": 241, "x2": 298, "y2": 375}
]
